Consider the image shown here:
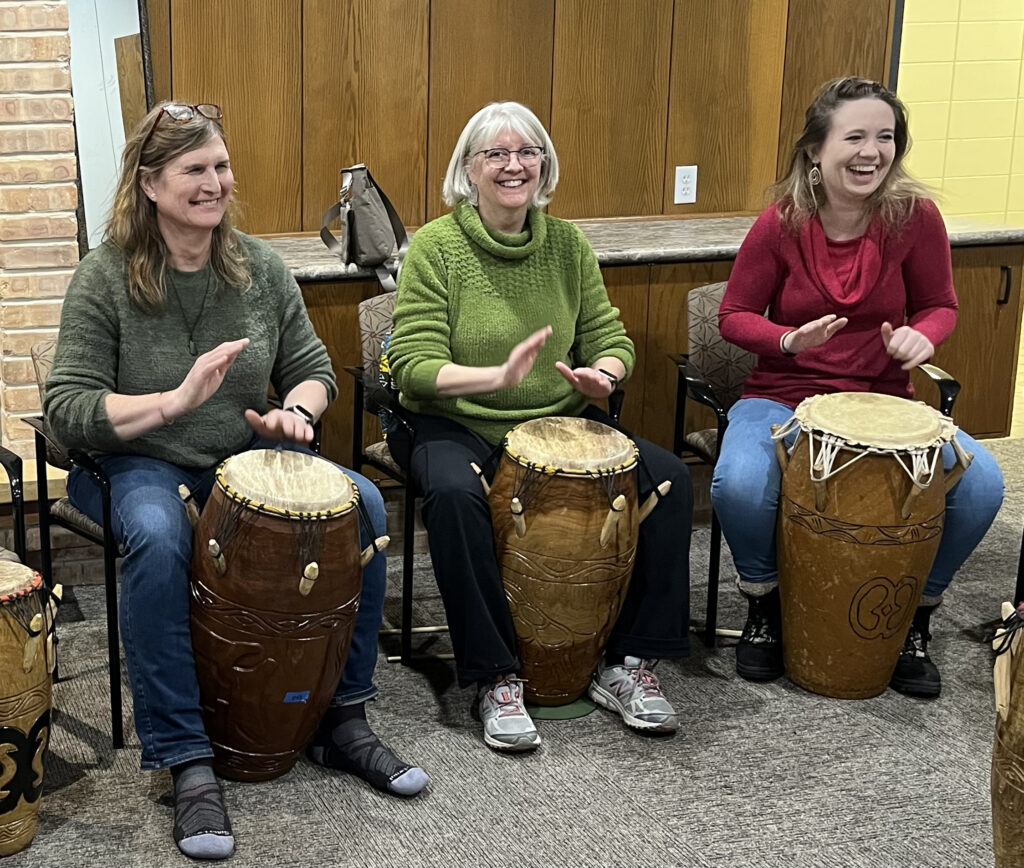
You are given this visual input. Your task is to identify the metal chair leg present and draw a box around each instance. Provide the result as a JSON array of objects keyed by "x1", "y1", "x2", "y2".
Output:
[
  {"x1": 400, "y1": 485, "x2": 415, "y2": 664},
  {"x1": 704, "y1": 508, "x2": 722, "y2": 648},
  {"x1": 100, "y1": 487, "x2": 124, "y2": 750}
]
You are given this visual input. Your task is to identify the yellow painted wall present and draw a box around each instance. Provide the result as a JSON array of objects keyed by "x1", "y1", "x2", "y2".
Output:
[{"x1": 898, "y1": 0, "x2": 1024, "y2": 225}]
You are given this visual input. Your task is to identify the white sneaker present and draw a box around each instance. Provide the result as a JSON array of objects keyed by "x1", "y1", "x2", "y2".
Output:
[
  {"x1": 475, "y1": 675, "x2": 541, "y2": 752},
  {"x1": 588, "y1": 656, "x2": 679, "y2": 733}
]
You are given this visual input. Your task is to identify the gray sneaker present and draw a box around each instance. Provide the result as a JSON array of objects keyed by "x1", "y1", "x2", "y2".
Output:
[
  {"x1": 475, "y1": 675, "x2": 541, "y2": 752},
  {"x1": 588, "y1": 656, "x2": 679, "y2": 733}
]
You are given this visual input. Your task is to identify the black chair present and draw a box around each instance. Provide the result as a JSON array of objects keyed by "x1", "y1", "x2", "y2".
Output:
[
  {"x1": 0, "y1": 445, "x2": 27, "y2": 564},
  {"x1": 674, "y1": 281, "x2": 962, "y2": 648},
  {"x1": 28, "y1": 338, "x2": 125, "y2": 748}
]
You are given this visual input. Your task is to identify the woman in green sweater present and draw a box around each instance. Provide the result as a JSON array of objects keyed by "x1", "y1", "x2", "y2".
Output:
[
  {"x1": 44, "y1": 103, "x2": 426, "y2": 861},
  {"x1": 387, "y1": 101, "x2": 693, "y2": 753}
]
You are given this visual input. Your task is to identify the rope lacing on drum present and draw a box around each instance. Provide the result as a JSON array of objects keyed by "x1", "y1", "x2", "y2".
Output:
[
  {"x1": 210, "y1": 495, "x2": 252, "y2": 552},
  {"x1": 510, "y1": 461, "x2": 556, "y2": 513},
  {"x1": 0, "y1": 588, "x2": 42, "y2": 636},
  {"x1": 993, "y1": 604, "x2": 1024, "y2": 657},
  {"x1": 771, "y1": 420, "x2": 941, "y2": 488}
]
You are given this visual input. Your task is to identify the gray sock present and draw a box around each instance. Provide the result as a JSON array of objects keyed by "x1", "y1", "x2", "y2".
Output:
[{"x1": 171, "y1": 761, "x2": 235, "y2": 860}]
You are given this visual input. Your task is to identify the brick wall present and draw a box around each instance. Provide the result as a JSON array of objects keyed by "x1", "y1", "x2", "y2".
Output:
[{"x1": 0, "y1": 0, "x2": 76, "y2": 459}]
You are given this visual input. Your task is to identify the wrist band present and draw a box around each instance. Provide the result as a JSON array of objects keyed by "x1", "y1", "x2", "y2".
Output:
[
  {"x1": 780, "y1": 331, "x2": 795, "y2": 355},
  {"x1": 597, "y1": 368, "x2": 620, "y2": 388},
  {"x1": 284, "y1": 404, "x2": 315, "y2": 425}
]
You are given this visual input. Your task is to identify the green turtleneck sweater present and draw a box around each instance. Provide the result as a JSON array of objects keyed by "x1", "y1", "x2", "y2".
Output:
[
  {"x1": 44, "y1": 233, "x2": 337, "y2": 469},
  {"x1": 388, "y1": 201, "x2": 635, "y2": 445}
]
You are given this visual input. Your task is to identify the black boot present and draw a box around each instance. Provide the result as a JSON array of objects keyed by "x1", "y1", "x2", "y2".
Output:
[
  {"x1": 889, "y1": 604, "x2": 941, "y2": 698},
  {"x1": 736, "y1": 587, "x2": 784, "y2": 682}
]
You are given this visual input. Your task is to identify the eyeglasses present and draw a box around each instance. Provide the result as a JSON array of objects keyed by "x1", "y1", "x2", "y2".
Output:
[
  {"x1": 140, "y1": 103, "x2": 223, "y2": 156},
  {"x1": 472, "y1": 146, "x2": 545, "y2": 168}
]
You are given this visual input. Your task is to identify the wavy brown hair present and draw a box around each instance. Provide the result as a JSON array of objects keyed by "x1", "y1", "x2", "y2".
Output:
[
  {"x1": 105, "y1": 102, "x2": 249, "y2": 312},
  {"x1": 773, "y1": 77, "x2": 931, "y2": 233}
]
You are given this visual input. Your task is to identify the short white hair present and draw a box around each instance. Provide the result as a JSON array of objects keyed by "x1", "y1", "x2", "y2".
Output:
[{"x1": 441, "y1": 101, "x2": 559, "y2": 209}]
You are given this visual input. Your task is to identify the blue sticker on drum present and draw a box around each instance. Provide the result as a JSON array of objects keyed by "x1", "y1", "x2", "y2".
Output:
[{"x1": 283, "y1": 691, "x2": 310, "y2": 704}]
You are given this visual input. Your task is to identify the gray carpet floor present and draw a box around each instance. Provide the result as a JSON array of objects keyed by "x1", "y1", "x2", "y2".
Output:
[{"x1": 7, "y1": 437, "x2": 1024, "y2": 867}]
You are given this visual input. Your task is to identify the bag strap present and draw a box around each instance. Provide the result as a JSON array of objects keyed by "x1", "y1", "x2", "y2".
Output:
[
  {"x1": 363, "y1": 166, "x2": 408, "y2": 293},
  {"x1": 319, "y1": 166, "x2": 409, "y2": 293}
]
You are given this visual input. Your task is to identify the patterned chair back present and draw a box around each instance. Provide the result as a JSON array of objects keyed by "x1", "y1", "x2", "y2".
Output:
[
  {"x1": 30, "y1": 339, "x2": 74, "y2": 471},
  {"x1": 357, "y1": 292, "x2": 396, "y2": 393},
  {"x1": 686, "y1": 282, "x2": 757, "y2": 413}
]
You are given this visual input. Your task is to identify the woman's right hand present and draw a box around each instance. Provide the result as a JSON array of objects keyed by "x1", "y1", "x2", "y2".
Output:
[
  {"x1": 163, "y1": 338, "x2": 250, "y2": 421},
  {"x1": 498, "y1": 326, "x2": 552, "y2": 389},
  {"x1": 781, "y1": 314, "x2": 848, "y2": 354}
]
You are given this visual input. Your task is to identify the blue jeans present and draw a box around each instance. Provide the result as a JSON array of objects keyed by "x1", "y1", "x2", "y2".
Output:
[
  {"x1": 67, "y1": 437, "x2": 387, "y2": 770},
  {"x1": 711, "y1": 397, "x2": 1004, "y2": 600}
]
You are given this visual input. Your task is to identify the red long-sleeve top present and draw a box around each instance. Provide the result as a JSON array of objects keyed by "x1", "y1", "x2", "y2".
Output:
[{"x1": 719, "y1": 198, "x2": 957, "y2": 408}]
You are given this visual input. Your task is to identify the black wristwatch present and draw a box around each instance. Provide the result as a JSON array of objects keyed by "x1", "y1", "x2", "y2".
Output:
[
  {"x1": 597, "y1": 368, "x2": 620, "y2": 388},
  {"x1": 284, "y1": 404, "x2": 315, "y2": 425}
]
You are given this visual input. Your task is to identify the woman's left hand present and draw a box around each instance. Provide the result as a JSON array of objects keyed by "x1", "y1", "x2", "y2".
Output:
[
  {"x1": 881, "y1": 322, "x2": 935, "y2": 371},
  {"x1": 555, "y1": 362, "x2": 616, "y2": 398},
  {"x1": 244, "y1": 407, "x2": 315, "y2": 445}
]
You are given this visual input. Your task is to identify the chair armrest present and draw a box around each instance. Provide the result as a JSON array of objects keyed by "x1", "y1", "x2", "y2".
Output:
[
  {"x1": 0, "y1": 445, "x2": 26, "y2": 563},
  {"x1": 917, "y1": 362, "x2": 960, "y2": 419}
]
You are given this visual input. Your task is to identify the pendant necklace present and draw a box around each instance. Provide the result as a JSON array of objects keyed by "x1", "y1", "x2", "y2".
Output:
[{"x1": 166, "y1": 267, "x2": 213, "y2": 356}]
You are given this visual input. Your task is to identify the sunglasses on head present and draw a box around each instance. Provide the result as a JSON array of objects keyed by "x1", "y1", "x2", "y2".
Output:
[{"x1": 140, "y1": 103, "x2": 223, "y2": 157}]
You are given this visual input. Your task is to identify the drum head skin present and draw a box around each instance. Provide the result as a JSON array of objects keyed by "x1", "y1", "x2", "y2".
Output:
[
  {"x1": 219, "y1": 449, "x2": 354, "y2": 513},
  {"x1": 0, "y1": 561, "x2": 39, "y2": 598},
  {"x1": 505, "y1": 417, "x2": 635, "y2": 472},
  {"x1": 794, "y1": 392, "x2": 955, "y2": 450}
]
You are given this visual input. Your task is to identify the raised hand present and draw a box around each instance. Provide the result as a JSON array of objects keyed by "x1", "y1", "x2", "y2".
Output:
[
  {"x1": 499, "y1": 326, "x2": 552, "y2": 389},
  {"x1": 881, "y1": 322, "x2": 934, "y2": 370},
  {"x1": 554, "y1": 362, "x2": 615, "y2": 398},
  {"x1": 244, "y1": 407, "x2": 314, "y2": 445},
  {"x1": 166, "y1": 338, "x2": 249, "y2": 419},
  {"x1": 782, "y1": 314, "x2": 848, "y2": 354}
]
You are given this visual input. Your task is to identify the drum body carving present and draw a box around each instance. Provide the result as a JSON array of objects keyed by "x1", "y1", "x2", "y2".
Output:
[
  {"x1": 0, "y1": 562, "x2": 58, "y2": 856},
  {"x1": 775, "y1": 393, "x2": 967, "y2": 699},
  {"x1": 488, "y1": 417, "x2": 640, "y2": 706},
  {"x1": 189, "y1": 450, "x2": 365, "y2": 782},
  {"x1": 992, "y1": 605, "x2": 1024, "y2": 868}
]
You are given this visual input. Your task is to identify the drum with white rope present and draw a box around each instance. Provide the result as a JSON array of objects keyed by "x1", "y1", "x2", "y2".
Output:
[{"x1": 772, "y1": 392, "x2": 970, "y2": 699}]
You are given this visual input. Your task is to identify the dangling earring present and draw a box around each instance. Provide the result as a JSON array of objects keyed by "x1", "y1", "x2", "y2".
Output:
[{"x1": 808, "y1": 162, "x2": 822, "y2": 186}]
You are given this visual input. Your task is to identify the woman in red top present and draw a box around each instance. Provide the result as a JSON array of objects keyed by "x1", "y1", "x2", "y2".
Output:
[{"x1": 713, "y1": 77, "x2": 1003, "y2": 697}]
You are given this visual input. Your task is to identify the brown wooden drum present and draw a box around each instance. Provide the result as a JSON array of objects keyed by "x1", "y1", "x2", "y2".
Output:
[
  {"x1": 0, "y1": 561, "x2": 59, "y2": 856},
  {"x1": 993, "y1": 603, "x2": 1024, "y2": 868},
  {"x1": 188, "y1": 449, "x2": 387, "y2": 782},
  {"x1": 773, "y1": 392, "x2": 970, "y2": 699},
  {"x1": 484, "y1": 416, "x2": 666, "y2": 706}
]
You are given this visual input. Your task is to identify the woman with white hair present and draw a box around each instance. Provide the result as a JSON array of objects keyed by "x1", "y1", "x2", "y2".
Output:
[{"x1": 386, "y1": 101, "x2": 692, "y2": 753}]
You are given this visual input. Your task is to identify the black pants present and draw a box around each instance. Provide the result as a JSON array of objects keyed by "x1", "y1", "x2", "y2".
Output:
[{"x1": 389, "y1": 406, "x2": 693, "y2": 688}]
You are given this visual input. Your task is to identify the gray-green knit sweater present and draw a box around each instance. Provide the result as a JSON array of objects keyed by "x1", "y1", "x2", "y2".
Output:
[
  {"x1": 44, "y1": 233, "x2": 337, "y2": 469},
  {"x1": 388, "y1": 202, "x2": 635, "y2": 445}
]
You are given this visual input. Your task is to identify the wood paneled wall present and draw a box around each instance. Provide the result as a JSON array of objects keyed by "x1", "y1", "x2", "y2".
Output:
[
  {"x1": 171, "y1": 0, "x2": 302, "y2": 233},
  {"x1": 152, "y1": 0, "x2": 897, "y2": 234},
  {"x1": 776, "y1": 0, "x2": 894, "y2": 179}
]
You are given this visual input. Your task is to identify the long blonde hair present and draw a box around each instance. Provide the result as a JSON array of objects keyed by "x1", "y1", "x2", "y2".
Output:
[
  {"x1": 104, "y1": 102, "x2": 249, "y2": 312},
  {"x1": 772, "y1": 77, "x2": 931, "y2": 233}
]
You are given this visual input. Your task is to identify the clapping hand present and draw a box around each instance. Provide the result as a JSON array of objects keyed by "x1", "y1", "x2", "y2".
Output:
[
  {"x1": 782, "y1": 314, "x2": 848, "y2": 354},
  {"x1": 165, "y1": 338, "x2": 250, "y2": 419},
  {"x1": 881, "y1": 322, "x2": 934, "y2": 370},
  {"x1": 555, "y1": 362, "x2": 616, "y2": 398},
  {"x1": 244, "y1": 407, "x2": 314, "y2": 445},
  {"x1": 499, "y1": 326, "x2": 552, "y2": 388}
]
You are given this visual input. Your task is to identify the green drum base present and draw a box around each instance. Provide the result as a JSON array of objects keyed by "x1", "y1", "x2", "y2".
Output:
[{"x1": 527, "y1": 697, "x2": 597, "y2": 720}]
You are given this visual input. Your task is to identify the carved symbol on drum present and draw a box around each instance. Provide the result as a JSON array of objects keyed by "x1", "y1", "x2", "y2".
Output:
[
  {"x1": 849, "y1": 576, "x2": 919, "y2": 640},
  {"x1": 0, "y1": 710, "x2": 49, "y2": 814}
]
